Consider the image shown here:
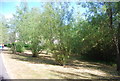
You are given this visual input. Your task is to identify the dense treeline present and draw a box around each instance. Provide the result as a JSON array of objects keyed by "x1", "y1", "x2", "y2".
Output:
[{"x1": 3, "y1": 2, "x2": 120, "y2": 72}]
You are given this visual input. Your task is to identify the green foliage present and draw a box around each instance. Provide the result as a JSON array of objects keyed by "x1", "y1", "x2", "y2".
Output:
[
  {"x1": 6, "y1": 43, "x2": 12, "y2": 48},
  {"x1": 24, "y1": 44, "x2": 30, "y2": 50},
  {"x1": 0, "y1": 16, "x2": 9, "y2": 44},
  {"x1": 11, "y1": 42, "x2": 16, "y2": 54},
  {"x1": 53, "y1": 50, "x2": 70, "y2": 66},
  {"x1": 40, "y1": 3, "x2": 74, "y2": 65},
  {"x1": 7, "y1": 2, "x2": 120, "y2": 66},
  {"x1": 16, "y1": 42, "x2": 25, "y2": 53},
  {"x1": 75, "y1": 2, "x2": 119, "y2": 62},
  {"x1": 14, "y1": 3, "x2": 44, "y2": 57}
]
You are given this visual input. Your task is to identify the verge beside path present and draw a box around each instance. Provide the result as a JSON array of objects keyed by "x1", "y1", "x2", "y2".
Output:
[
  {"x1": 1, "y1": 49, "x2": 119, "y2": 79},
  {"x1": 2, "y1": 51, "x2": 41, "y2": 79}
]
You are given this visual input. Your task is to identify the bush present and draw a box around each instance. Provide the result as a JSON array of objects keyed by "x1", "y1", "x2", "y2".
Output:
[
  {"x1": 24, "y1": 44, "x2": 31, "y2": 50},
  {"x1": 30, "y1": 42, "x2": 44, "y2": 57},
  {"x1": 53, "y1": 50, "x2": 70, "y2": 66},
  {"x1": 16, "y1": 42, "x2": 25, "y2": 53},
  {"x1": 84, "y1": 41, "x2": 116, "y2": 62},
  {"x1": 11, "y1": 42, "x2": 16, "y2": 54},
  {"x1": 70, "y1": 24, "x2": 116, "y2": 63},
  {"x1": 6, "y1": 43, "x2": 12, "y2": 48}
]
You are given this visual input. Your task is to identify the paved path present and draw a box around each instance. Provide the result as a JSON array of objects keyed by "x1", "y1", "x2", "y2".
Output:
[{"x1": 0, "y1": 49, "x2": 10, "y2": 80}]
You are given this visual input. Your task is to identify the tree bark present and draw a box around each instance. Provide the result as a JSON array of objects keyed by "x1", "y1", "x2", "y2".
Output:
[
  {"x1": 32, "y1": 53, "x2": 38, "y2": 57},
  {"x1": 109, "y1": 6, "x2": 112, "y2": 28},
  {"x1": 107, "y1": 2, "x2": 113, "y2": 28},
  {"x1": 32, "y1": 49, "x2": 38, "y2": 57},
  {"x1": 12, "y1": 44, "x2": 16, "y2": 54},
  {"x1": 116, "y1": 23, "x2": 120, "y2": 73},
  {"x1": 106, "y1": 3, "x2": 120, "y2": 73}
]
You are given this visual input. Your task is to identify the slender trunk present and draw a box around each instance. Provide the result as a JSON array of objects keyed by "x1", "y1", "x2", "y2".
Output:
[
  {"x1": 12, "y1": 31, "x2": 16, "y2": 54},
  {"x1": 106, "y1": 3, "x2": 120, "y2": 73},
  {"x1": 116, "y1": 40, "x2": 120, "y2": 72},
  {"x1": 32, "y1": 53, "x2": 38, "y2": 57},
  {"x1": 116, "y1": 23, "x2": 120, "y2": 73},
  {"x1": 32, "y1": 49, "x2": 38, "y2": 57},
  {"x1": 12, "y1": 44, "x2": 16, "y2": 54},
  {"x1": 107, "y1": 3, "x2": 112, "y2": 29},
  {"x1": 109, "y1": 6, "x2": 112, "y2": 28}
]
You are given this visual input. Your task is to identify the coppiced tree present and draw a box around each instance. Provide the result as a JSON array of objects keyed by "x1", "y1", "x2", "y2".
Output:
[{"x1": 41, "y1": 3, "x2": 75, "y2": 65}]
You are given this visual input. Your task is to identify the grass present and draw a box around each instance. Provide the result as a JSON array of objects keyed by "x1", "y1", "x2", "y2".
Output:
[
  {"x1": 71, "y1": 54, "x2": 116, "y2": 66},
  {"x1": 2, "y1": 49, "x2": 120, "y2": 79}
]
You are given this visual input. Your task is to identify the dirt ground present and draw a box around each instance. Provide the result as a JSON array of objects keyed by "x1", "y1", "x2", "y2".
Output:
[{"x1": 1, "y1": 49, "x2": 120, "y2": 79}]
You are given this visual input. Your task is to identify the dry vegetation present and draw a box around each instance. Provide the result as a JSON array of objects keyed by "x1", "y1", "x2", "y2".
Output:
[{"x1": 2, "y1": 49, "x2": 120, "y2": 79}]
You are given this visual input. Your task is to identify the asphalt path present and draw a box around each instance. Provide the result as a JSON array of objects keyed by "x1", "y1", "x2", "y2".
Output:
[{"x1": 0, "y1": 48, "x2": 10, "y2": 80}]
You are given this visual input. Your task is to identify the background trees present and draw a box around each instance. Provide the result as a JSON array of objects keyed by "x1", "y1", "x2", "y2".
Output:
[
  {"x1": 80, "y1": 2, "x2": 120, "y2": 72},
  {"x1": 4, "y1": 2, "x2": 120, "y2": 73},
  {"x1": 0, "y1": 15, "x2": 9, "y2": 44}
]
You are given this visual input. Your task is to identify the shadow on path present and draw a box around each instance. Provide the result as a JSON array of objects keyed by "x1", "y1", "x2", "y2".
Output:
[
  {"x1": 49, "y1": 70, "x2": 105, "y2": 79},
  {"x1": 10, "y1": 53, "x2": 58, "y2": 65},
  {"x1": 2, "y1": 50, "x2": 120, "y2": 79}
]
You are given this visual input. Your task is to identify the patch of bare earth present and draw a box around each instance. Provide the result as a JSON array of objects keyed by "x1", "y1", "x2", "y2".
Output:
[{"x1": 2, "y1": 50, "x2": 120, "y2": 79}]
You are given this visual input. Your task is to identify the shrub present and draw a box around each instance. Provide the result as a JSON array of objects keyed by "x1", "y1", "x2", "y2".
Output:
[
  {"x1": 53, "y1": 50, "x2": 70, "y2": 66},
  {"x1": 24, "y1": 44, "x2": 31, "y2": 50},
  {"x1": 6, "y1": 43, "x2": 12, "y2": 48},
  {"x1": 16, "y1": 42, "x2": 25, "y2": 53}
]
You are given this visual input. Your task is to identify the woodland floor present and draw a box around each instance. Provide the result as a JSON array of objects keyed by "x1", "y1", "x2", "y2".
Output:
[{"x1": 1, "y1": 48, "x2": 120, "y2": 79}]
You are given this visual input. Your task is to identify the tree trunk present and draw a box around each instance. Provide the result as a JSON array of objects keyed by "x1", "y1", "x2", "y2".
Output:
[
  {"x1": 109, "y1": 5, "x2": 112, "y2": 28},
  {"x1": 32, "y1": 50, "x2": 38, "y2": 57},
  {"x1": 107, "y1": 2, "x2": 113, "y2": 28},
  {"x1": 116, "y1": 23, "x2": 120, "y2": 73},
  {"x1": 116, "y1": 40, "x2": 120, "y2": 73},
  {"x1": 106, "y1": 3, "x2": 120, "y2": 73},
  {"x1": 32, "y1": 53, "x2": 38, "y2": 57},
  {"x1": 12, "y1": 44, "x2": 16, "y2": 54}
]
